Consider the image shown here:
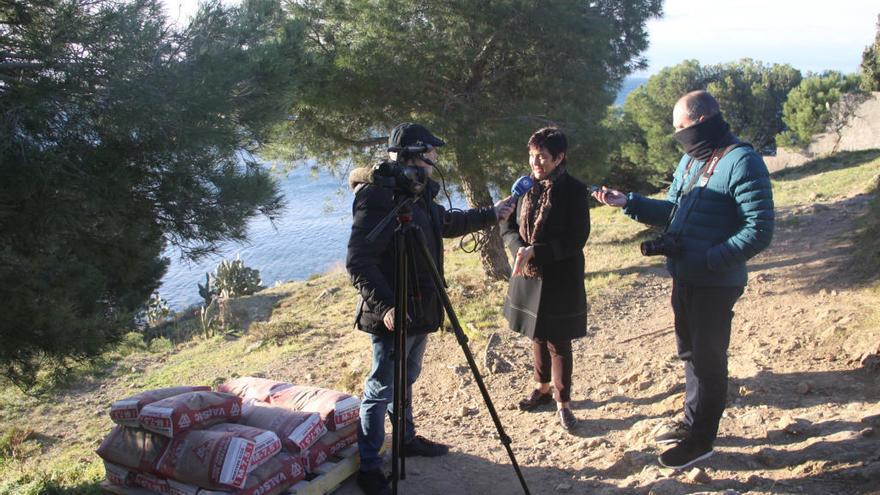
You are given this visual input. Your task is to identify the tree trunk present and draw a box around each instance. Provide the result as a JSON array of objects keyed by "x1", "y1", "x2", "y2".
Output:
[{"x1": 458, "y1": 174, "x2": 512, "y2": 281}]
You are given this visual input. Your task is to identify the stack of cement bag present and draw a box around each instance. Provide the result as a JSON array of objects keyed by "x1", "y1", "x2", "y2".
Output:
[{"x1": 97, "y1": 379, "x2": 360, "y2": 495}]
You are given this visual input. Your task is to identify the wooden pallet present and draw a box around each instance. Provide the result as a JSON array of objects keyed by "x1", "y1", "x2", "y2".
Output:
[
  {"x1": 286, "y1": 445, "x2": 360, "y2": 495},
  {"x1": 101, "y1": 439, "x2": 387, "y2": 495},
  {"x1": 288, "y1": 436, "x2": 389, "y2": 495},
  {"x1": 100, "y1": 481, "x2": 158, "y2": 495}
]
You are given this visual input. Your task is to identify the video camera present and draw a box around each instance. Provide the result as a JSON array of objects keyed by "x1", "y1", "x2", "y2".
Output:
[{"x1": 371, "y1": 143, "x2": 434, "y2": 197}]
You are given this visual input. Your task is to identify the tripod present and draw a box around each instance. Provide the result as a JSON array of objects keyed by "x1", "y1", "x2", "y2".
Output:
[{"x1": 367, "y1": 195, "x2": 531, "y2": 495}]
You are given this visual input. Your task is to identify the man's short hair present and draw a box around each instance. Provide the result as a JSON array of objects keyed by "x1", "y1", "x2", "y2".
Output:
[
  {"x1": 681, "y1": 90, "x2": 720, "y2": 121},
  {"x1": 528, "y1": 127, "x2": 567, "y2": 159}
]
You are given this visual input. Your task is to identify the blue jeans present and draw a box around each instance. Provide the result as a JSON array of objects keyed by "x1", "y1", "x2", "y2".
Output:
[{"x1": 358, "y1": 332, "x2": 428, "y2": 471}]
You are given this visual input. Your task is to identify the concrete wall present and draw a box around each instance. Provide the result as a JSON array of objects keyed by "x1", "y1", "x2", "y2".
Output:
[{"x1": 764, "y1": 92, "x2": 880, "y2": 173}]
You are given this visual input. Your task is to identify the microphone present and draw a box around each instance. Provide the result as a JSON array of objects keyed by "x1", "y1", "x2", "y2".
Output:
[{"x1": 508, "y1": 176, "x2": 534, "y2": 206}]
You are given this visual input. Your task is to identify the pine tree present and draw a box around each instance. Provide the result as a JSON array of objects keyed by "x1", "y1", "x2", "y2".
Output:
[
  {"x1": 0, "y1": 0, "x2": 302, "y2": 390},
  {"x1": 267, "y1": 0, "x2": 662, "y2": 279}
]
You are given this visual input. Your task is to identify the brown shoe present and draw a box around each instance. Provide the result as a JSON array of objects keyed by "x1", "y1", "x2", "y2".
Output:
[
  {"x1": 518, "y1": 389, "x2": 552, "y2": 411},
  {"x1": 558, "y1": 407, "x2": 577, "y2": 430}
]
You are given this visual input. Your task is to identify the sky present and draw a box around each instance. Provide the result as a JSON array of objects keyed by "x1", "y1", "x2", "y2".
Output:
[
  {"x1": 636, "y1": 0, "x2": 879, "y2": 76},
  {"x1": 161, "y1": 0, "x2": 879, "y2": 77}
]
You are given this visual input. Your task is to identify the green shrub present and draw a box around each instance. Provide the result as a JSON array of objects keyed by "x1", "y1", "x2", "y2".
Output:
[
  {"x1": 0, "y1": 427, "x2": 37, "y2": 460},
  {"x1": 139, "y1": 292, "x2": 172, "y2": 328},
  {"x1": 213, "y1": 257, "x2": 263, "y2": 298},
  {"x1": 148, "y1": 336, "x2": 174, "y2": 353},
  {"x1": 117, "y1": 332, "x2": 148, "y2": 356},
  {"x1": 778, "y1": 71, "x2": 861, "y2": 148}
]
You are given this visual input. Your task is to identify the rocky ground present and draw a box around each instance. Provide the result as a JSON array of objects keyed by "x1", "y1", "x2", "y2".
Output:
[{"x1": 330, "y1": 190, "x2": 880, "y2": 494}]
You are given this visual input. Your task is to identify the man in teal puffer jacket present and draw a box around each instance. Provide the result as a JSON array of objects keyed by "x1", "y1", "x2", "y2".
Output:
[{"x1": 594, "y1": 90, "x2": 774, "y2": 469}]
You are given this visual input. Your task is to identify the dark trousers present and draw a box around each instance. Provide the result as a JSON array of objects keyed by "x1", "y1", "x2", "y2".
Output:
[
  {"x1": 532, "y1": 338, "x2": 573, "y2": 402},
  {"x1": 671, "y1": 279, "x2": 743, "y2": 446}
]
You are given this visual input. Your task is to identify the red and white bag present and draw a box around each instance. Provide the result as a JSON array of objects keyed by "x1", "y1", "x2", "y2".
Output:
[
  {"x1": 217, "y1": 377, "x2": 292, "y2": 403},
  {"x1": 208, "y1": 423, "x2": 282, "y2": 472},
  {"x1": 239, "y1": 400, "x2": 326, "y2": 453},
  {"x1": 198, "y1": 453, "x2": 306, "y2": 495},
  {"x1": 300, "y1": 423, "x2": 358, "y2": 473},
  {"x1": 269, "y1": 386, "x2": 359, "y2": 431},
  {"x1": 96, "y1": 426, "x2": 169, "y2": 475},
  {"x1": 103, "y1": 461, "x2": 135, "y2": 487},
  {"x1": 133, "y1": 472, "x2": 170, "y2": 494},
  {"x1": 167, "y1": 479, "x2": 202, "y2": 495},
  {"x1": 138, "y1": 391, "x2": 242, "y2": 437},
  {"x1": 156, "y1": 429, "x2": 255, "y2": 490},
  {"x1": 109, "y1": 386, "x2": 211, "y2": 427}
]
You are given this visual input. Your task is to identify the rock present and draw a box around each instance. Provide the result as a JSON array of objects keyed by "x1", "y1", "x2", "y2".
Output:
[
  {"x1": 796, "y1": 381, "x2": 813, "y2": 395},
  {"x1": 582, "y1": 437, "x2": 605, "y2": 449},
  {"x1": 459, "y1": 406, "x2": 477, "y2": 417},
  {"x1": 861, "y1": 353, "x2": 880, "y2": 369},
  {"x1": 313, "y1": 287, "x2": 340, "y2": 302},
  {"x1": 651, "y1": 392, "x2": 685, "y2": 416},
  {"x1": 860, "y1": 427, "x2": 875, "y2": 437},
  {"x1": 782, "y1": 418, "x2": 810, "y2": 435},
  {"x1": 626, "y1": 418, "x2": 666, "y2": 447},
  {"x1": 555, "y1": 483, "x2": 572, "y2": 492},
  {"x1": 637, "y1": 379, "x2": 654, "y2": 391},
  {"x1": 619, "y1": 371, "x2": 641, "y2": 385},
  {"x1": 245, "y1": 342, "x2": 262, "y2": 353},
  {"x1": 861, "y1": 413, "x2": 880, "y2": 427},
  {"x1": 647, "y1": 479, "x2": 683, "y2": 495},
  {"x1": 686, "y1": 467, "x2": 711, "y2": 484}
]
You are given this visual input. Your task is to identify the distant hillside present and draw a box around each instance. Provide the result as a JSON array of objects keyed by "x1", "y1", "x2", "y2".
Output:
[{"x1": 614, "y1": 76, "x2": 648, "y2": 106}]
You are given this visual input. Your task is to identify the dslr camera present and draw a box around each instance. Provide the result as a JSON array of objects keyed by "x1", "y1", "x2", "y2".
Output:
[
  {"x1": 640, "y1": 232, "x2": 682, "y2": 258},
  {"x1": 371, "y1": 143, "x2": 433, "y2": 197}
]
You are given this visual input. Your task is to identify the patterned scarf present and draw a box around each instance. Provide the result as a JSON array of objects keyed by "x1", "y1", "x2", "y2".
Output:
[{"x1": 518, "y1": 162, "x2": 566, "y2": 278}]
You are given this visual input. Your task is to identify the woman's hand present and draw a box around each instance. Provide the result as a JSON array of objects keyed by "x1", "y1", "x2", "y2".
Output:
[{"x1": 512, "y1": 246, "x2": 535, "y2": 276}]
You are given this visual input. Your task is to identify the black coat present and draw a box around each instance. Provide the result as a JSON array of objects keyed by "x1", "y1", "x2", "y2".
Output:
[
  {"x1": 346, "y1": 166, "x2": 498, "y2": 336},
  {"x1": 501, "y1": 171, "x2": 590, "y2": 340}
]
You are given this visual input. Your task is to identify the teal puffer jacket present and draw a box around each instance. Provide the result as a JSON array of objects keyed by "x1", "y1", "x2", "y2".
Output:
[{"x1": 623, "y1": 146, "x2": 774, "y2": 287}]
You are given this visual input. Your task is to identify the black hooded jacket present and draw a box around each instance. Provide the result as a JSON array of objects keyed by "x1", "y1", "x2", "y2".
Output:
[{"x1": 346, "y1": 165, "x2": 498, "y2": 335}]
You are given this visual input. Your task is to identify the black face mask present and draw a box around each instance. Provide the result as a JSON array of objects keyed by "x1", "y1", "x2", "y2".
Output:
[{"x1": 673, "y1": 112, "x2": 733, "y2": 161}]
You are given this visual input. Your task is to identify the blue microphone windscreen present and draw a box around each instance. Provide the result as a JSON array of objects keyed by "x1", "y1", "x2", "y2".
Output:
[{"x1": 511, "y1": 176, "x2": 534, "y2": 198}]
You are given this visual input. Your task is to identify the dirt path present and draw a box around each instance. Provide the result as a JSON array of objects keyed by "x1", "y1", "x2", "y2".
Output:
[{"x1": 333, "y1": 189, "x2": 880, "y2": 495}]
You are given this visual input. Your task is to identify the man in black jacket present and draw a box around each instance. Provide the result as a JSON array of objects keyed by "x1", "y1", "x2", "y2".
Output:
[{"x1": 347, "y1": 122, "x2": 513, "y2": 495}]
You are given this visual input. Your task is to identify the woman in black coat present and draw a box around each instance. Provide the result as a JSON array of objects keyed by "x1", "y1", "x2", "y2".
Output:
[{"x1": 501, "y1": 127, "x2": 590, "y2": 430}]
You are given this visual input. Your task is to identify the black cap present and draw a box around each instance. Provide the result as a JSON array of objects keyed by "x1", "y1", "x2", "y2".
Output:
[{"x1": 388, "y1": 122, "x2": 445, "y2": 149}]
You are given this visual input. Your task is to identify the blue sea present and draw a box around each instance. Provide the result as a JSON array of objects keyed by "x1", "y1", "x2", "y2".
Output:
[
  {"x1": 159, "y1": 79, "x2": 646, "y2": 309},
  {"x1": 159, "y1": 164, "x2": 467, "y2": 309}
]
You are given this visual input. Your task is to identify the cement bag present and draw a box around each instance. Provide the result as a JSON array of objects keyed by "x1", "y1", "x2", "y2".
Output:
[
  {"x1": 199, "y1": 453, "x2": 306, "y2": 495},
  {"x1": 103, "y1": 461, "x2": 135, "y2": 487},
  {"x1": 96, "y1": 425, "x2": 169, "y2": 475},
  {"x1": 110, "y1": 386, "x2": 211, "y2": 427},
  {"x1": 133, "y1": 472, "x2": 170, "y2": 494},
  {"x1": 239, "y1": 400, "x2": 325, "y2": 453},
  {"x1": 269, "y1": 386, "x2": 360, "y2": 431},
  {"x1": 167, "y1": 479, "x2": 201, "y2": 495},
  {"x1": 207, "y1": 423, "x2": 282, "y2": 472},
  {"x1": 300, "y1": 423, "x2": 358, "y2": 473},
  {"x1": 138, "y1": 391, "x2": 242, "y2": 437},
  {"x1": 156, "y1": 429, "x2": 255, "y2": 490},
  {"x1": 217, "y1": 377, "x2": 293, "y2": 403}
]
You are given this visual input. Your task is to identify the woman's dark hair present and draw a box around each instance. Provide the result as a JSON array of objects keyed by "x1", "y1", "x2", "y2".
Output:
[{"x1": 528, "y1": 127, "x2": 567, "y2": 160}]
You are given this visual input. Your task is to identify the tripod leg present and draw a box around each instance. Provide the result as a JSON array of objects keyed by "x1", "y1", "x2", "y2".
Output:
[
  {"x1": 391, "y1": 226, "x2": 409, "y2": 495},
  {"x1": 409, "y1": 227, "x2": 532, "y2": 495}
]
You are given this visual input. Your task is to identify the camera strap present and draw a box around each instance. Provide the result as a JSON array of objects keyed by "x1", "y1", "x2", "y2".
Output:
[{"x1": 665, "y1": 142, "x2": 748, "y2": 231}]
